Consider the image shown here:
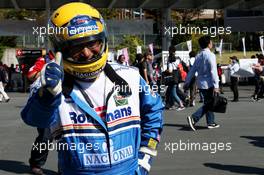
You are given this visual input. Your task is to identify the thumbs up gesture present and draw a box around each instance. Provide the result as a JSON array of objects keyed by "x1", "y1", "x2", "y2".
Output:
[{"x1": 40, "y1": 52, "x2": 63, "y2": 96}]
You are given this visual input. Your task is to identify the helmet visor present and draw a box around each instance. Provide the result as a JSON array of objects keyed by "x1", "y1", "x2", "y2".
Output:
[{"x1": 64, "y1": 38, "x2": 105, "y2": 64}]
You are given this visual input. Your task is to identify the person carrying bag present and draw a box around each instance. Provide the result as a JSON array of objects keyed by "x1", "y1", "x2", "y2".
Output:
[
  {"x1": 163, "y1": 59, "x2": 184, "y2": 86},
  {"x1": 207, "y1": 94, "x2": 228, "y2": 113}
]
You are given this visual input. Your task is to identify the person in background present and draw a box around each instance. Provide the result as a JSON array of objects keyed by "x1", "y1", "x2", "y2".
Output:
[
  {"x1": 15, "y1": 64, "x2": 20, "y2": 73},
  {"x1": 137, "y1": 53, "x2": 149, "y2": 84},
  {"x1": 176, "y1": 57, "x2": 189, "y2": 106},
  {"x1": 252, "y1": 54, "x2": 264, "y2": 101},
  {"x1": 165, "y1": 46, "x2": 185, "y2": 111},
  {"x1": 133, "y1": 53, "x2": 146, "y2": 78},
  {"x1": 152, "y1": 62, "x2": 160, "y2": 84},
  {"x1": 184, "y1": 35, "x2": 220, "y2": 131},
  {"x1": 7, "y1": 64, "x2": 16, "y2": 91},
  {"x1": 0, "y1": 61, "x2": 10, "y2": 102},
  {"x1": 167, "y1": 54, "x2": 185, "y2": 111},
  {"x1": 217, "y1": 64, "x2": 224, "y2": 94},
  {"x1": 133, "y1": 53, "x2": 143, "y2": 68},
  {"x1": 187, "y1": 51, "x2": 197, "y2": 107},
  {"x1": 152, "y1": 62, "x2": 162, "y2": 93},
  {"x1": 229, "y1": 56, "x2": 240, "y2": 102},
  {"x1": 258, "y1": 54, "x2": 264, "y2": 65},
  {"x1": 164, "y1": 46, "x2": 176, "y2": 109},
  {"x1": 26, "y1": 51, "x2": 54, "y2": 175},
  {"x1": 145, "y1": 51, "x2": 155, "y2": 86},
  {"x1": 117, "y1": 54, "x2": 128, "y2": 66}
]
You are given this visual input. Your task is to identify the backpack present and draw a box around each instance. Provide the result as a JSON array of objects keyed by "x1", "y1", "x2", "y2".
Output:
[
  {"x1": 177, "y1": 63, "x2": 187, "y2": 82},
  {"x1": 181, "y1": 61, "x2": 189, "y2": 73},
  {"x1": 162, "y1": 62, "x2": 180, "y2": 85}
]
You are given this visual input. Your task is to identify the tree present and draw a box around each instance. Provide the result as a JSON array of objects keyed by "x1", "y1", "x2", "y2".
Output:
[
  {"x1": 115, "y1": 35, "x2": 144, "y2": 64},
  {"x1": 98, "y1": 9, "x2": 119, "y2": 19},
  {"x1": 0, "y1": 9, "x2": 44, "y2": 20},
  {"x1": 0, "y1": 46, "x2": 6, "y2": 61},
  {"x1": 171, "y1": 9, "x2": 203, "y2": 25},
  {"x1": 0, "y1": 36, "x2": 17, "y2": 47},
  {"x1": 0, "y1": 36, "x2": 17, "y2": 60}
]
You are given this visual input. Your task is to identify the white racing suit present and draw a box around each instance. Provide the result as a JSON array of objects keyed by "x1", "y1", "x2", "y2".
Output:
[{"x1": 21, "y1": 63, "x2": 164, "y2": 175}]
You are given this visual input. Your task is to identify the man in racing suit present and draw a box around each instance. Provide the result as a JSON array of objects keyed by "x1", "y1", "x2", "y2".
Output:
[{"x1": 21, "y1": 2, "x2": 164, "y2": 175}]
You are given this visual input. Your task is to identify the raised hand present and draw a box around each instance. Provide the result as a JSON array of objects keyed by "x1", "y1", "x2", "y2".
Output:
[{"x1": 40, "y1": 52, "x2": 63, "y2": 96}]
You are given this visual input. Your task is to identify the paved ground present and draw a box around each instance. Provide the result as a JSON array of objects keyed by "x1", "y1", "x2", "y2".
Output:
[{"x1": 0, "y1": 86, "x2": 263, "y2": 175}]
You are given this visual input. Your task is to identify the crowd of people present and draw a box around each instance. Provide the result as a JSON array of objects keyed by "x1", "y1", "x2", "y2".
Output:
[
  {"x1": 0, "y1": 61, "x2": 24, "y2": 93},
  {"x1": 1, "y1": 41, "x2": 264, "y2": 110},
  {"x1": 116, "y1": 46, "x2": 264, "y2": 110},
  {"x1": 0, "y1": 61, "x2": 10, "y2": 102}
]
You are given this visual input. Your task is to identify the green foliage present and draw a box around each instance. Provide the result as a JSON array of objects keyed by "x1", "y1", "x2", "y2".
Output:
[
  {"x1": 190, "y1": 19, "x2": 212, "y2": 27},
  {"x1": 191, "y1": 34, "x2": 203, "y2": 53},
  {"x1": 0, "y1": 36, "x2": 17, "y2": 47},
  {"x1": 0, "y1": 36, "x2": 17, "y2": 60},
  {"x1": 171, "y1": 9, "x2": 203, "y2": 25},
  {"x1": 98, "y1": 9, "x2": 119, "y2": 19},
  {"x1": 0, "y1": 9, "x2": 44, "y2": 20},
  {"x1": 4, "y1": 9, "x2": 28, "y2": 20},
  {"x1": 171, "y1": 33, "x2": 192, "y2": 46},
  {"x1": 115, "y1": 35, "x2": 144, "y2": 64},
  {"x1": 0, "y1": 46, "x2": 7, "y2": 61}
]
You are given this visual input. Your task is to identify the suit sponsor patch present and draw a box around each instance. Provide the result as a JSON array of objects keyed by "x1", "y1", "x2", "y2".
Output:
[
  {"x1": 113, "y1": 94, "x2": 128, "y2": 107},
  {"x1": 83, "y1": 145, "x2": 133, "y2": 166}
]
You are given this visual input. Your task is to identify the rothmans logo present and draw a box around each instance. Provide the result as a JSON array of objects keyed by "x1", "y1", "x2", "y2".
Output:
[{"x1": 83, "y1": 139, "x2": 133, "y2": 166}]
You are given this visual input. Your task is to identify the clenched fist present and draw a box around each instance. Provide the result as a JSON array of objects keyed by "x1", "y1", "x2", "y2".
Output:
[{"x1": 40, "y1": 52, "x2": 63, "y2": 96}]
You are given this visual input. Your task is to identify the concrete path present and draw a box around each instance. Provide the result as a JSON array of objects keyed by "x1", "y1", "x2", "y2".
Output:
[{"x1": 0, "y1": 86, "x2": 263, "y2": 175}]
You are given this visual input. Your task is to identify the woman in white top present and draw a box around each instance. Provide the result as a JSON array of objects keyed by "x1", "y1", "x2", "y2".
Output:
[{"x1": 167, "y1": 55, "x2": 185, "y2": 110}]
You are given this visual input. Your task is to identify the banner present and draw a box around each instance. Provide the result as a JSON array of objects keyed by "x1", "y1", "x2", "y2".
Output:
[
  {"x1": 161, "y1": 51, "x2": 169, "y2": 71},
  {"x1": 186, "y1": 40, "x2": 192, "y2": 52},
  {"x1": 161, "y1": 51, "x2": 190, "y2": 71},
  {"x1": 117, "y1": 49, "x2": 122, "y2": 59},
  {"x1": 233, "y1": 58, "x2": 258, "y2": 77},
  {"x1": 260, "y1": 36, "x2": 264, "y2": 55},
  {"x1": 136, "y1": 46, "x2": 142, "y2": 54},
  {"x1": 242, "y1": 37, "x2": 246, "y2": 57},
  {"x1": 219, "y1": 39, "x2": 223, "y2": 57},
  {"x1": 122, "y1": 48, "x2": 129, "y2": 63},
  {"x1": 148, "y1": 43, "x2": 154, "y2": 54},
  {"x1": 107, "y1": 51, "x2": 115, "y2": 62}
]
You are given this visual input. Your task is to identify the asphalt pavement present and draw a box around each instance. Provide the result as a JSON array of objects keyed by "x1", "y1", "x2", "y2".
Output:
[{"x1": 0, "y1": 86, "x2": 263, "y2": 175}]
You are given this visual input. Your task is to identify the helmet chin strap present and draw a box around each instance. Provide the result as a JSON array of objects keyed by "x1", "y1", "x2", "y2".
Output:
[
  {"x1": 104, "y1": 63, "x2": 132, "y2": 97},
  {"x1": 62, "y1": 64, "x2": 132, "y2": 98}
]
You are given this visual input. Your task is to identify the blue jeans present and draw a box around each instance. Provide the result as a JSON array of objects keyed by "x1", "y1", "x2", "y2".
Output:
[
  {"x1": 192, "y1": 88, "x2": 215, "y2": 125},
  {"x1": 171, "y1": 84, "x2": 182, "y2": 106}
]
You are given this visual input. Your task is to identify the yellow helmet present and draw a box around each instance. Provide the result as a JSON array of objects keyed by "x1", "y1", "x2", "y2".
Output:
[{"x1": 49, "y1": 2, "x2": 108, "y2": 81}]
